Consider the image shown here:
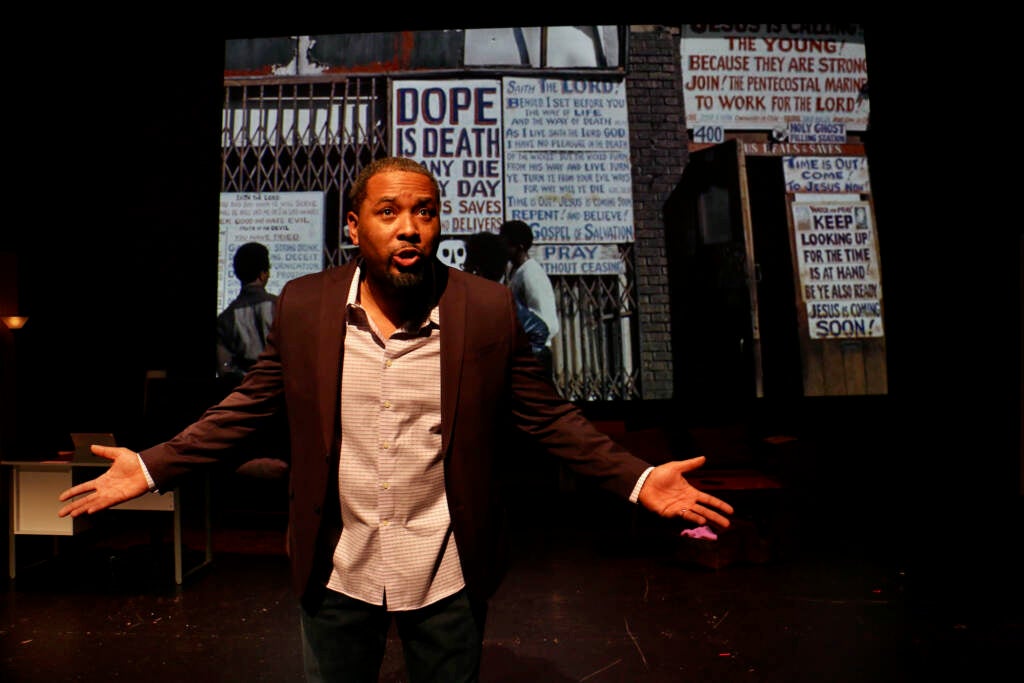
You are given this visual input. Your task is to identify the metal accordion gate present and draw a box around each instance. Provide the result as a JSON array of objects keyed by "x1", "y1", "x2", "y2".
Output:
[{"x1": 221, "y1": 77, "x2": 640, "y2": 400}]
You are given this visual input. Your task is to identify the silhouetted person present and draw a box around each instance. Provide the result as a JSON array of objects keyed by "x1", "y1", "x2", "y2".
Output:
[
  {"x1": 500, "y1": 220, "x2": 559, "y2": 378},
  {"x1": 217, "y1": 241, "x2": 286, "y2": 480},
  {"x1": 463, "y1": 231, "x2": 549, "y2": 360},
  {"x1": 217, "y1": 242, "x2": 277, "y2": 386}
]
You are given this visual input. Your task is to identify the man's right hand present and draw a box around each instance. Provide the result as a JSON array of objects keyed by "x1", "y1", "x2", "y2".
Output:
[{"x1": 57, "y1": 445, "x2": 150, "y2": 517}]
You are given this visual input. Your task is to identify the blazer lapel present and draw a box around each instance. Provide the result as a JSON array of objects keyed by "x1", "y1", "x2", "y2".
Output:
[
  {"x1": 438, "y1": 266, "x2": 465, "y2": 458},
  {"x1": 318, "y1": 262, "x2": 357, "y2": 454}
]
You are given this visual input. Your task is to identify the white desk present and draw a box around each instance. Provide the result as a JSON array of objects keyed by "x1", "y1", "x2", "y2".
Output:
[{"x1": 3, "y1": 459, "x2": 212, "y2": 584}]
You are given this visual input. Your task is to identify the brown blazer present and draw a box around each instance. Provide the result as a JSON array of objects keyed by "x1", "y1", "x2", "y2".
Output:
[{"x1": 141, "y1": 260, "x2": 650, "y2": 605}]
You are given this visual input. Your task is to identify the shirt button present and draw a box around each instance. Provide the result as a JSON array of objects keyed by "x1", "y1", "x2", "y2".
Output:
[
  {"x1": 383, "y1": 400, "x2": 392, "y2": 409},
  {"x1": 381, "y1": 482, "x2": 390, "y2": 489},
  {"x1": 382, "y1": 441, "x2": 390, "y2": 450},
  {"x1": 385, "y1": 359, "x2": 393, "y2": 368},
  {"x1": 381, "y1": 519, "x2": 390, "y2": 527}
]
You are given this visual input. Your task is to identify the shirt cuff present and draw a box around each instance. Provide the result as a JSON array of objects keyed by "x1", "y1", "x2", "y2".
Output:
[
  {"x1": 629, "y1": 466, "x2": 654, "y2": 503},
  {"x1": 136, "y1": 453, "x2": 157, "y2": 492}
]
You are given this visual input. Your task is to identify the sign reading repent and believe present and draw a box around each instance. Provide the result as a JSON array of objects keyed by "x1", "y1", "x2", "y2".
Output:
[{"x1": 503, "y1": 77, "x2": 634, "y2": 248}]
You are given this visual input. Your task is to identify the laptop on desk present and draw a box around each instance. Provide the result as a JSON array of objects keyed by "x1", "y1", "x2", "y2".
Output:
[{"x1": 70, "y1": 432, "x2": 118, "y2": 465}]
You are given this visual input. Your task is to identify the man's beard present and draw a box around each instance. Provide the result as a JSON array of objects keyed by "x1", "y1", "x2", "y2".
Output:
[
  {"x1": 367, "y1": 257, "x2": 437, "y2": 323},
  {"x1": 386, "y1": 269, "x2": 426, "y2": 290}
]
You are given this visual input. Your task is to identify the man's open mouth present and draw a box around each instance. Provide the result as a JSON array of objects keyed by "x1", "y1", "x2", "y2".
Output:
[{"x1": 392, "y1": 249, "x2": 423, "y2": 269}]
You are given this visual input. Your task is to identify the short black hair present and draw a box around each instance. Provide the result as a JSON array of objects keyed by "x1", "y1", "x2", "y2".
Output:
[
  {"x1": 233, "y1": 242, "x2": 271, "y2": 283},
  {"x1": 348, "y1": 156, "x2": 440, "y2": 213},
  {"x1": 499, "y1": 220, "x2": 534, "y2": 250},
  {"x1": 463, "y1": 231, "x2": 508, "y2": 281}
]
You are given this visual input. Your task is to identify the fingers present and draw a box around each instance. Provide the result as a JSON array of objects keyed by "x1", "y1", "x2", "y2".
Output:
[
  {"x1": 704, "y1": 510, "x2": 730, "y2": 528},
  {"x1": 680, "y1": 504, "x2": 731, "y2": 529},
  {"x1": 59, "y1": 485, "x2": 120, "y2": 518},
  {"x1": 57, "y1": 500, "x2": 80, "y2": 518},
  {"x1": 90, "y1": 444, "x2": 120, "y2": 460},
  {"x1": 677, "y1": 492, "x2": 734, "y2": 528},
  {"x1": 57, "y1": 477, "x2": 101, "y2": 517},
  {"x1": 57, "y1": 486, "x2": 96, "y2": 517},
  {"x1": 672, "y1": 455, "x2": 706, "y2": 475},
  {"x1": 58, "y1": 481, "x2": 95, "y2": 503},
  {"x1": 638, "y1": 459, "x2": 734, "y2": 528},
  {"x1": 701, "y1": 493, "x2": 734, "y2": 516},
  {"x1": 58, "y1": 453, "x2": 148, "y2": 518}
]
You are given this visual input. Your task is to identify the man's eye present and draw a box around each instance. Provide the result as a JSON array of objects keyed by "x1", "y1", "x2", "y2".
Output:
[{"x1": 381, "y1": 207, "x2": 394, "y2": 216}]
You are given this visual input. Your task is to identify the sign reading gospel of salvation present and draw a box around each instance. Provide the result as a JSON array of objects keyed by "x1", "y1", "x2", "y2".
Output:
[
  {"x1": 792, "y1": 201, "x2": 883, "y2": 340},
  {"x1": 502, "y1": 77, "x2": 634, "y2": 246}
]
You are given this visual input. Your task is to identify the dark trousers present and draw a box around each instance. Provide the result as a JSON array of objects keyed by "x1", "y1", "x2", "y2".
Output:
[{"x1": 300, "y1": 588, "x2": 487, "y2": 683}]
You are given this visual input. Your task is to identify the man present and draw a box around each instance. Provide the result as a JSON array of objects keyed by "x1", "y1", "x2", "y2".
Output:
[
  {"x1": 214, "y1": 241, "x2": 288, "y2": 480},
  {"x1": 58, "y1": 156, "x2": 733, "y2": 683},
  {"x1": 463, "y1": 230, "x2": 549, "y2": 359},
  {"x1": 216, "y1": 241, "x2": 277, "y2": 385},
  {"x1": 499, "y1": 219, "x2": 560, "y2": 377}
]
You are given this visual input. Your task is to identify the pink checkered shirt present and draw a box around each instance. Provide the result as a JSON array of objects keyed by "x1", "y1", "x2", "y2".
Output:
[{"x1": 325, "y1": 268, "x2": 465, "y2": 611}]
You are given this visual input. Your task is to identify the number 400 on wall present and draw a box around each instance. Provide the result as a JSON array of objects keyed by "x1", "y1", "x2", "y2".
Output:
[{"x1": 691, "y1": 125, "x2": 724, "y2": 144}]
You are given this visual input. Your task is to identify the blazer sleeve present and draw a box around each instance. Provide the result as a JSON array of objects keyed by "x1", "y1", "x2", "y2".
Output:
[
  {"x1": 139, "y1": 286, "x2": 291, "y2": 488},
  {"x1": 463, "y1": 273, "x2": 650, "y2": 500},
  {"x1": 509, "y1": 361, "x2": 651, "y2": 500}
]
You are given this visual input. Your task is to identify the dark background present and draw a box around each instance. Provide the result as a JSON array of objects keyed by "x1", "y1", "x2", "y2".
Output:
[{"x1": 2, "y1": 18, "x2": 1019, "y2": 604}]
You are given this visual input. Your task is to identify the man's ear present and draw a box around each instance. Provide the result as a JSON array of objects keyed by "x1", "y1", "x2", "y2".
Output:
[{"x1": 346, "y1": 211, "x2": 360, "y2": 245}]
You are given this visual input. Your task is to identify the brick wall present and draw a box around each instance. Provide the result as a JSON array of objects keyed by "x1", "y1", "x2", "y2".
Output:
[{"x1": 626, "y1": 26, "x2": 688, "y2": 399}]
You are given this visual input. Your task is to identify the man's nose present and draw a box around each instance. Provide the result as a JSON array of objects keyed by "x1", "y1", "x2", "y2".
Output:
[{"x1": 396, "y1": 212, "x2": 421, "y2": 239}]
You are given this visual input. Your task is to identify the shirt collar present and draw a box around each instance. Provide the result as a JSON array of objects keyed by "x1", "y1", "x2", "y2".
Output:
[
  {"x1": 346, "y1": 264, "x2": 440, "y2": 329},
  {"x1": 345, "y1": 265, "x2": 361, "y2": 306}
]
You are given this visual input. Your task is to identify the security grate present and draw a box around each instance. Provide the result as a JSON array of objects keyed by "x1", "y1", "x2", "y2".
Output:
[
  {"x1": 221, "y1": 77, "x2": 639, "y2": 399},
  {"x1": 222, "y1": 78, "x2": 388, "y2": 266},
  {"x1": 553, "y1": 246, "x2": 639, "y2": 401}
]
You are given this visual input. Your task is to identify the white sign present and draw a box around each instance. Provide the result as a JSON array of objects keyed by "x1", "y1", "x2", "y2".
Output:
[
  {"x1": 392, "y1": 79, "x2": 504, "y2": 235},
  {"x1": 533, "y1": 243, "x2": 626, "y2": 276},
  {"x1": 787, "y1": 120, "x2": 846, "y2": 143},
  {"x1": 681, "y1": 24, "x2": 869, "y2": 131},
  {"x1": 217, "y1": 191, "x2": 324, "y2": 314},
  {"x1": 792, "y1": 201, "x2": 883, "y2": 339},
  {"x1": 782, "y1": 156, "x2": 870, "y2": 193},
  {"x1": 504, "y1": 77, "x2": 634, "y2": 243}
]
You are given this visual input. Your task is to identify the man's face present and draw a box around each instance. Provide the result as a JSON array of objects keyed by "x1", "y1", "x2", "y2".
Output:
[
  {"x1": 500, "y1": 233, "x2": 518, "y2": 260},
  {"x1": 347, "y1": 170, "x2": 441, "y2": 291}
]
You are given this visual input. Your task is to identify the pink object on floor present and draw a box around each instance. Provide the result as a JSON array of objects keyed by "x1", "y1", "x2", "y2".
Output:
[{"x1": 680, "y1": 525, "x2": 718, "y2": 541}]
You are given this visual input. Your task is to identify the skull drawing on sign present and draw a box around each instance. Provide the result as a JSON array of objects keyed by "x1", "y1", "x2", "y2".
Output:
[{"x1": 438, "y1": 238, "x2": 467, "y2": 270}]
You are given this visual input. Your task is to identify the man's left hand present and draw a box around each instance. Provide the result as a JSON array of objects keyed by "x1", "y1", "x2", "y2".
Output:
[{"x1": 637, "y1": 456, "x2": 734, "y2": 528}]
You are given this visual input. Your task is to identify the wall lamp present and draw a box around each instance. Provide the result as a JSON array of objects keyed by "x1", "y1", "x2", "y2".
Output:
[{"x1": 0, "y1": 316, "x2": 29, "y2": 330}]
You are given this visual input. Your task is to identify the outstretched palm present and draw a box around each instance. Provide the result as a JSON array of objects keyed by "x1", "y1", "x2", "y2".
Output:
[
  {"x1": 637, "y1": 456, "x2": 734, "y2": 528},
  {"x1": 58, "y1": 445, "x2": 149, "y2": 518}
]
